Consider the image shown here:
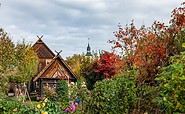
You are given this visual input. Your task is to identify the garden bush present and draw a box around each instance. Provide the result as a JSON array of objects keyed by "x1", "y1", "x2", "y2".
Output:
[
  {"x1": 0, "y1": 97, "x2": 62, "y2": 114},
  {"x1": 43, "y1": 79, "x2": 70, "y2": 111},
  {"x1": 75, "y1": 79, "x2": 92, "y2": 113},
  {"x1": 156, "y1": 49, "x2": 185, "y2": 113},
  {"x1": 136, "y1": 84, "x2": 161, "y2": 113},
  {"x1": 89, "y1": 70, "x2": 137, "y2": 114}
]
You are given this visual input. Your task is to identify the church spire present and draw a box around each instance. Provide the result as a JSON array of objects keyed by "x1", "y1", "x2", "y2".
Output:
[{"x1": 85, "y1": 38, "x2": 92, "y2": 56}]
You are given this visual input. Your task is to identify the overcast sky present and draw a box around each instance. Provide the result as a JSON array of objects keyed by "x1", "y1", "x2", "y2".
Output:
[{"x1": 0, "y1": 0, "x2": 184, "y2": 59}]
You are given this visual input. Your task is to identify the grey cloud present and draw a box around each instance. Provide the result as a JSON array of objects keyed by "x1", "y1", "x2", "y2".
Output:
[{"x1": 0, "y1": 0, "x2": 184, "y2": 58}]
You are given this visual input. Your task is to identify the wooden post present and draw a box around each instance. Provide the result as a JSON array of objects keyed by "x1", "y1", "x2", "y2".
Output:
[{"x1": 23, "y1": 83, "x2": 32, "y2": 104}]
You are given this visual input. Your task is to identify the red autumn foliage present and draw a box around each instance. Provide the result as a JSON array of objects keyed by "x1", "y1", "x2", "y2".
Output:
[
  {"x1": 170, "y1": 2, "x2": 185, "y2": 29},
  {"x1": 92, "y1": 51, "x2": 123, "y2": 79},
  {"x1": 109, "y1": 3, "x2": 185, "y2": 84},
  {"x1": 167, "y1": 2, "x2": 185, "y2": 55}
]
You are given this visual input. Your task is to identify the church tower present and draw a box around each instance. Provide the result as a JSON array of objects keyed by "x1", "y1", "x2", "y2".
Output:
[{"x1": 85, "y1": 38, "x2": 93, "y2": 57}]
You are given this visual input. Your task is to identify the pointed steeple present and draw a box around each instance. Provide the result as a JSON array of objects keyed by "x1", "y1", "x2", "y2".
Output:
[{"x1": 85, "y1": 38, "x2": 93, "y2": 56}]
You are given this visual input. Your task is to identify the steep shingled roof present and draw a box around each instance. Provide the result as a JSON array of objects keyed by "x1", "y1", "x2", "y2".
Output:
[{"x1": 32, "y1": 38, "x2": 55, "y2": 59}]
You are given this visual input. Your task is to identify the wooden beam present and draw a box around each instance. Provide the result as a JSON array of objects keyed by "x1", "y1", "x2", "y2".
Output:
[
  {"x1": 37, "y1": 35, "x2": 43, "y2": 40},
  {"x1": 55, "y1": 50, "x2": 62, "y2": 55}
]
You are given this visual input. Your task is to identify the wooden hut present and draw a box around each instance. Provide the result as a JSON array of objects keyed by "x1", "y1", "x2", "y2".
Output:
[{"x1": 30, "y1": 37, "x2": 77, "y2": 97}]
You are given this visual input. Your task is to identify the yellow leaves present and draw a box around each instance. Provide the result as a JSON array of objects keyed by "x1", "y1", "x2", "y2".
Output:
[
  {"x1": 41, "y1": 103, "x2": 45, "y2": 108},
  {"x1": 13, "y1": 108, "x2": 17, "y2": 112},
  {"x1": 182, "y1": 43, "x2": 185, "y2": 48},
  {"x1": 0, "y1": 65, "x2": 3, "y2": 71},
  {"x1": 164, "y1": 83, "x2": 169, "y2": 87},
  {"x1": 41, "y1": 110, "x2": 44, "y2": 114},
  {"x1": 41, "y1": 110, "x2": 48, "y2": 114},
  {"x1": 37, "y1": 102, "x2": 46, "y2": 109},
  {"x1": 163, "y1": 97, "x2": 167, "y2": 101},
  {"x1": 37, "y1": 104, "x2": 41, "y2": 109},
  {"x1": 176, "y1": 59, "x2": 180, "y2": 64},
  {"x1": 176, "y1": 102, "x2": 181, "y2": 109},
  {"x1": 44, "y1": 98, "x2": 48, "y2": 102}
]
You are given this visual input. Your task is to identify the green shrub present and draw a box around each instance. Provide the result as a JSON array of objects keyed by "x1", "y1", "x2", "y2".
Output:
[
  {"x1": 55, "y1": 79, "x2": 70, "y2": 110},
  {"x1": 89, "y1": 70, "x2": 137, "y2": 114},
  {"x1": 43, "y1": 83, "x2": 58, "y2": 101},
  {"x1": 0, "y1": 97, "x2": 21, "y2": 113},
  {"x1": 76, "y1": 79, "x2": 91, "y2": 113},
  {"x1": 156, "y1": 51, "x2": 185, "y2": 113},
  {"x1": 0, "y1": 97, "x2": 62, "y2": 114},
  {"x1": 136, "y1": 84, "x2": 161, "y2": 113}
]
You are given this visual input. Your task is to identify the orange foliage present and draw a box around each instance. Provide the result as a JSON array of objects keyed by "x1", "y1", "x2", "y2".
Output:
[{"x1": 109, "y1": 3, "x2": 185, "y2": 84}]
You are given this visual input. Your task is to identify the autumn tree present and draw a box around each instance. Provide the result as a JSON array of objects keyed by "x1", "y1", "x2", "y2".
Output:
[
  {"x1": 109, "y1": 3, "x2": 185, "y2": 85},
  {"x1": 0, "y1": 28, "x2": 15, "y2": 94},
  {"x1": 108, "y1": 3, "x2": 185, "y2": 113},
  {"x1": 0, "y1": 28, "x2": 39, "y2": 95},
  {"x1": 66, "y1": 53, "x2": 91, "y2": 79},
  {"x1": 9, "y1": 40, "x2": 39, "y2": 83},
  {"x1": 66, "y1": 50, "x2": 101, "y2": 79},
  {"x1": 155, "y1": 3, "x2": 185, "y2": 113},
  {"x1": 110, "y1": 21, "x2": 170, "y2": 85},
  {"x1": 167, "y1": 2, "x2": 185, "y2": 55},
  {"x1": 84, "y1": 51, "x2": 123, "y2": 90}
]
